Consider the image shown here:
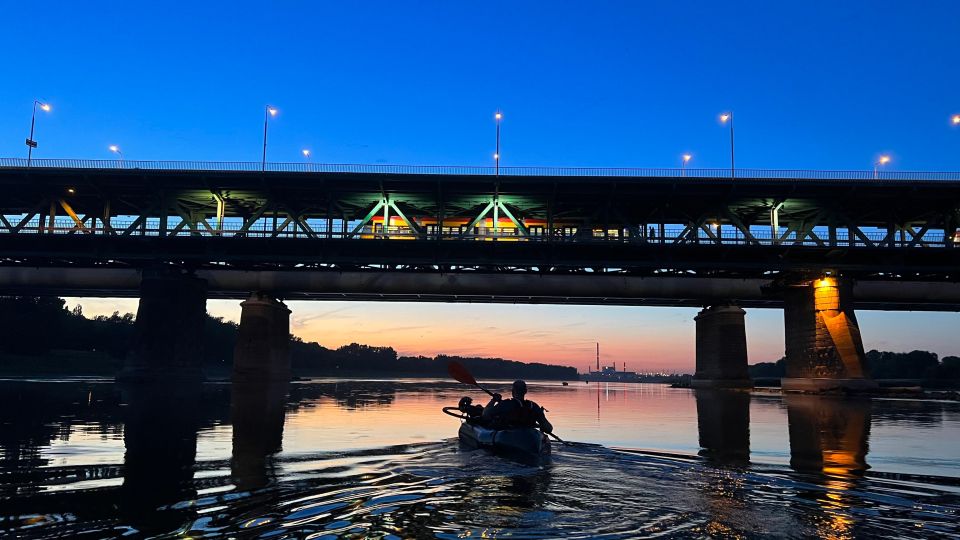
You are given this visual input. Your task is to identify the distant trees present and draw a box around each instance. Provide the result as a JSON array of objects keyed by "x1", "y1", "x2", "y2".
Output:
[
  {"x1": 748, "y1": 350, "x2": 960, "y2": 381},
  {"x1": 749, "y1": 357, "x2": 786, "y2": 378},
  {"x1": 0, "y1": 296, "x2": 577, "y2": 380}
]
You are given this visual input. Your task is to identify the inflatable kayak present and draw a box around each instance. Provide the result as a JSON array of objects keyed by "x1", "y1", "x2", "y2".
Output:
[
  {"x1": 457, "y1": 422, "x2": 551, "y2": 457},
  {"x1": 443, "y1": 406, "x2": 551, "y2": 458}
]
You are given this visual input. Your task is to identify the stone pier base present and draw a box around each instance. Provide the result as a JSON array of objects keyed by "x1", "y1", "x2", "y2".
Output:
[
  {"x1": 692, "y1": 305, "x2": 752, "y2": 388},
  {"x1": 782, "y1": 277, "x2": 878, "y2": 392},
  {"x1": 118, "y1": 271, "x2": 208, "y2": 382},
  {"x1": 233, "y1": 293, "x2": 292, "y2": 382}
]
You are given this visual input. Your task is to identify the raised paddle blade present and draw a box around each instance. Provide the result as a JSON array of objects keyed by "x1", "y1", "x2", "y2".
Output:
[{"x1": 447, "y1": 361, "x2": 478, "y2": 386}]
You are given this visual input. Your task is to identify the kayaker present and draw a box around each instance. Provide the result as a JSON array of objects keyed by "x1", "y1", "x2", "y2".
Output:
[{"x1": 482, "y1": 380, "x2": 553, "y2": 433}]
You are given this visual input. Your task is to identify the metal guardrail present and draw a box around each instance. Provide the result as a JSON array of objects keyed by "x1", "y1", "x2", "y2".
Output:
[
  {"x1": 2, "y1": 158, "x2": 959, "y2": 181},
  {"x1": 4, "y1": 218, "x2": 954, "y2": 247}
]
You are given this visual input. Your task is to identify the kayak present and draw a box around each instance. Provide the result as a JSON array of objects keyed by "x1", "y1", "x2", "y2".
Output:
[{"x1": 457, "y1": 421, "x2": 551, "y2": 458}]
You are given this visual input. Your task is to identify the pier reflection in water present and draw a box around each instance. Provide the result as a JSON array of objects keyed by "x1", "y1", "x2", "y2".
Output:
[
  {"x1": 1, "y1": 379, "x2": 958, "y2": 538},
  {"x1": 694, "y1": 389, "x2": 751, "y2": 467},
  {"x1": 119, "y1": 382, "x2": 202, "y2": 535},
  {"x1": 230, "y1": 381, "x2": 289, "y2": 490},
  {"x1": 785, "y1": 395, "x2": 872, "y2": 540}
]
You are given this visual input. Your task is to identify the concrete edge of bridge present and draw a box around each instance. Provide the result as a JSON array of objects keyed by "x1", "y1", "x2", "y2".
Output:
[
  {"x1": 781, "y1": 378, "x2": 880, "y2": 393},
  {"x1": 689, "y1": 379, "x2": 754, "y2": 389}
]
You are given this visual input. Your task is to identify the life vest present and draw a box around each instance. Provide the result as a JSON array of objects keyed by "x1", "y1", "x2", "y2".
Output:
[{"x1": 506, "y1": 399, "x2": 540, "y2": 428}]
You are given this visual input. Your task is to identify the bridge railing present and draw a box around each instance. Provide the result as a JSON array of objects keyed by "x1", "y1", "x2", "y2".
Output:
[
  {"x1": 5, "y1": 217, "x2": 955, "y2": 248},
  {"x1": 2, "y1": 158, "x2": 959, "y2": 181}
]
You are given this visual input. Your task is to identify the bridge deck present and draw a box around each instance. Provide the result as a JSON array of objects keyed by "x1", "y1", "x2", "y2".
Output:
[{"x1": 1, "y1": 162, "x2": 958, "y2": 283}]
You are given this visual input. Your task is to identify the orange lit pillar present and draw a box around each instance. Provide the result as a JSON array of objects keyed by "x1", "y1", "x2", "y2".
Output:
[{"x1": 782, "y1": 277, "x2": 878, "y2": 392}]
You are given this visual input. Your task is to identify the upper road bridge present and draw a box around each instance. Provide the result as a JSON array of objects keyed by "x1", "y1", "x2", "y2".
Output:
[{"x1": 1, "y1": 159, "x2": 958, "y2": 390}]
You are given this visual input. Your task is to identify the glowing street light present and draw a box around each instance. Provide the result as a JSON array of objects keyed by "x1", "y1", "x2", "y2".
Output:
[
  {"x1": 26, "y1": 100, "x2": 52, "y2": 167},
  {"x1": 681, "y1": 154, "x2": 692, "y2": 177},
  {"x1": 873, "y1": 155, "x2": 890, "y2": 179},
  {"x1": 494, "y1": 111, "x2": 502, "y2": 177},
  {"x1": 108, "y1": 145, "x2": 124, "y2": 166},
  {"x1": 302, "y1": 149, "x2": 311, "y2": 160},
  {"x1": 719, "y1": 112, "x2": 735, "y2": 179},
  {"x1": 952, "y1": 114, "x2": 960, "y2": 126},
  {"x1": 262, "y1": 105, "x2": 278, "y2": 171}
]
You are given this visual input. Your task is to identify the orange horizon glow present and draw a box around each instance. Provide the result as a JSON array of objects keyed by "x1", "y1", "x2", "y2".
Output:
[{"x1": 63, "y1": 298, "x2": 959, "y2": 374}]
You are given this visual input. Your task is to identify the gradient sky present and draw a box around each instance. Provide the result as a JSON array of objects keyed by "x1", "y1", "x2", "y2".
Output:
[{"x1": 4, "y1": 1, "x2": 959, "y2": 370}]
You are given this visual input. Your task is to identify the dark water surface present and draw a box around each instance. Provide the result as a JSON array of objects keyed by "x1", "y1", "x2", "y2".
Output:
[{"x1": 1, "y1": 378, "x2": 958, "y2": 538}]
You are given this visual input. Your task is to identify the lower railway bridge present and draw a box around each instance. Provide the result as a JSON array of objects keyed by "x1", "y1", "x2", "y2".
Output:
[{"x1": 1, "y1": 160, "x2": 958, "y2": 390}]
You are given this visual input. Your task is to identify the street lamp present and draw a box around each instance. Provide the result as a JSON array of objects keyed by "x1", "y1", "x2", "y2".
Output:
[
  {"x1": 109, "y1": 145, "x2": 124, "y2": 166},
  {"x1": 719, "y1": 112, "x2": 735, "y2": 179},
  {"x1": 952, "y1": 114, "x2": 960, "y2": 126},
  {"x1": 262, "y1": 105, "x2": 278, "y2": 171},
  {"x1": 494, "y1": 111, "x2": 502, "y2": 177},
  {"x1": 302, "y1": 149, "x2": 311, "y2": 160},
  {"x1": 681, "y1": 154, "x2": 692, "y2": 177},
  {"x1": 26, "y1": 100, "x2": 52, "y2": 167},
  {"x1": 873, "y1": 155, "x2": 890, "y2": 179}
]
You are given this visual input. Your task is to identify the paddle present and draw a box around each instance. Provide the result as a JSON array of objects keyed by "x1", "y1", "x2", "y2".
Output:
[
  {"x1": 446, "y1": 361, "x2": 598, "y2": 448},
  {"x1": 447, "y1": 360, "x2": 496, "y2": 398}
]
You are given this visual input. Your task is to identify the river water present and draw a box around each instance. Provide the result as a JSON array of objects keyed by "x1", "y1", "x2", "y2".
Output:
[{"x1": 1, "y1": 378, "x2": 958, "y2": 538}]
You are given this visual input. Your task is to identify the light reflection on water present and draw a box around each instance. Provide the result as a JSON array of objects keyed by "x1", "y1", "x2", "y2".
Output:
[{"x1": 0, "y1": 378, "x2": 958, "y2": 538}]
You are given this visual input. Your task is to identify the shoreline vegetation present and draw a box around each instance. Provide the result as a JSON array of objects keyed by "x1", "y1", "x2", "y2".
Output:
[
  {"x1": 2, "y1": 297, "x2": 956, "y2": 386},
  {"x1": 0, "y1": 297, "x2": 577, "y2": 380}
]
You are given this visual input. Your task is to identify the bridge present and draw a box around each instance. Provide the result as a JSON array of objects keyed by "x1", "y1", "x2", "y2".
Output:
[{"x1": 2, "y1": 159, "x2": 959, "y2": 391}]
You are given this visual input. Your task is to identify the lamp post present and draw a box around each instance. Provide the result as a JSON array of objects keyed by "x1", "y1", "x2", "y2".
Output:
[
  {"x1": 262, "y1": 105, "x2": 278, "y2": 171},
  {"x1": 873, "y1": 155, "x2": 890, "y2": 179},
  {"x1": 26, "y1": 100, "x2": 52, "y2": 167},
  {"x1": 494, "y1": 111, "x2": 502, "y2": 177},
  {"x1": 720, "y1": 112, "x2": 735, "y2": 179},
  {"x1": 109, "y1": 145, "x2": 124, "y2": 166},
  {"x1": 681, "y1": 154, "x2": 692, "y2": 177},
  {"x1": 952, "y1": 114, "x2": 960, "y2": 126}
]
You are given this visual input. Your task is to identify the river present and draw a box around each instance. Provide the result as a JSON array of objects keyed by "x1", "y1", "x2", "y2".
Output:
[{"x1": 1, "y1": 378, "x2": 958, "y2": 538}]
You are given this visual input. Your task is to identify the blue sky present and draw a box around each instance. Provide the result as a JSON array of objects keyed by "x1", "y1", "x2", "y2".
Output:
[{"x1": 4, "y1": 1, "x2": 959, "y2": 367}]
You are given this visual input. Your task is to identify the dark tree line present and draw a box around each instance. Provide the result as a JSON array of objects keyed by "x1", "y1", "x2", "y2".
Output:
[
  {"x1": 749, "y1": 351, "x2": 960, "y2": 381},
  {"x1": 0, "y1": 297, "x2": 577, "y2": 380}
]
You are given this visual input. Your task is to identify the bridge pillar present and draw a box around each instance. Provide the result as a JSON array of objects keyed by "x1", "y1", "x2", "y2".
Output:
[
  {"x1": 691, "y1": 305, "x2": 752, "y2": 388},
  {"x1": 782, "y1": 277, "x2": 878, "y2": 392},
  {"x1": 118, "y1": 272, "x2": 208, "y2": 382},
  {"x1": 233, "y1": 293, "x2": 291, "y2": 382}
]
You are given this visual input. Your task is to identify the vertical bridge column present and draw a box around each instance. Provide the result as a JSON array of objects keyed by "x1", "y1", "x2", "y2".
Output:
[
  {"x1": 233, "y1": 293, "x2": 292, "y2": 382},
  {"x1": 782, "y1": 277, "x2": 878, "y2": 392},
  {"x1": 118, "y1": 271, "x2": 208, "y2": 382},
  {"x1": 692, "y1": 305, "x2": 752, "y2": 388}
]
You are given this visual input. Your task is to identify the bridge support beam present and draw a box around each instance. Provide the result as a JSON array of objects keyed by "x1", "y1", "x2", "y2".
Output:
[
  {"x1": 118, "y1": 272, "x2": 208, "y2": 382},
  {"x1": 782, "y1": 277, "x2": 878, "y2": 392},
  {"x1": 233, "y1": 293, "x2": 291, "y2": 382},
  {"x1": 691, "y1": 305, "x2": 752, "y2": 388}
]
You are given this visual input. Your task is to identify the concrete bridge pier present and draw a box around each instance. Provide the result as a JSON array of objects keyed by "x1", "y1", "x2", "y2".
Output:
[
  {"x1": 233, "y1": 293, "x2": 292, "y2": 382},
  {"x1": 691, "y1": 304, "x2": 752, "y2": 388},
  {"x1": 117, "y1": 271, "x2": 208, "y2": 382},
  {"x1": 782, "y1": 277, "x2": 879, "y2": 392}
]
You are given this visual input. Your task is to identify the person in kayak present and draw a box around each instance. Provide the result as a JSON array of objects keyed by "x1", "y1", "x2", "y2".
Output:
[{"x1": 482, "y1": 380, "x2": 553, "y2": 433}]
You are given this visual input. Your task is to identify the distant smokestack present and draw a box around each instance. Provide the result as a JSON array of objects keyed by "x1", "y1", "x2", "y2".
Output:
[{"x1": 596, "y1": 342, "x2": 600, "y2": 371}]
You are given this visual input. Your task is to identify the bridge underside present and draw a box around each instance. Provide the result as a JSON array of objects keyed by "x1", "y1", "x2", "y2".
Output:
[
  {"x1": 1, "y1": 165, "x2": 957, "y2": 391},
  {"x1": 1, "y1": 267, "x2": 958, "y2": 311}
]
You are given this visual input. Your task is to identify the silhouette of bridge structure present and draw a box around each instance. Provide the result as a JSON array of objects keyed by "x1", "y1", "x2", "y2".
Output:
[{"x1": 1, "y1": 160, "x2": 958, "y2": 390}]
